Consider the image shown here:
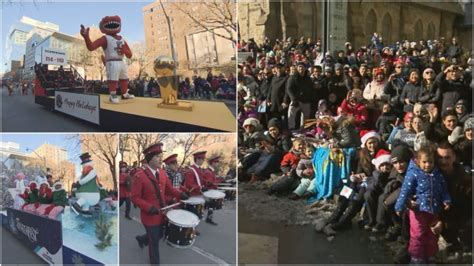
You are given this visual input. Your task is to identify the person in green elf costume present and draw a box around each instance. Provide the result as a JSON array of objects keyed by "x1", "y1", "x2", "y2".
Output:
[
  {"x1": 44, "y1": 181, "x2": 68, "y2": 220},
  {"x1": 20, "y1": 181, "x2": 39, "y2": 213}
]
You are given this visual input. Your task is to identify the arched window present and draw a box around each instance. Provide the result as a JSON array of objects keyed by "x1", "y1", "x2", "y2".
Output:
[
  {"x1": 414, "y1": 19, "x2": 423, "y2": 41},
  {"x1": 366, "y1": 9, "x2": 377, "y2": 37},
  {"x1": 427, "y1": 22, "x2": 435, "y2": 40},
  {"x1": 382, "y1": 13, "x2": 392, "y2": 45}
]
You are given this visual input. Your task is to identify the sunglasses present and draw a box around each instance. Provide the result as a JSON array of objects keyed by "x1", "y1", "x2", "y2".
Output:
[{"x1": 425, "y1": 71, "x2": 434, "y2": 74}]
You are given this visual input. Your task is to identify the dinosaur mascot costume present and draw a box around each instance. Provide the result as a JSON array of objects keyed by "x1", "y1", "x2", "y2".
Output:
[{"x1": 80, "y1": 15, "x2": 134, "y2": 104}]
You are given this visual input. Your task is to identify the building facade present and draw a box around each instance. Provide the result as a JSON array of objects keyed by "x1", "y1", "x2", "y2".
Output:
[
  {"x1": 142, "y1": 1, "x2": 235, "y2": 77},
  {"x1": 4, "y1": 16, "x2": 59, "y2": 73},
  {"x1": 34, "y1": 143, "x2": 68, "y2": 166},
  {"x1": 239, "y1": 0, "x2": 467, "y2": 51}
]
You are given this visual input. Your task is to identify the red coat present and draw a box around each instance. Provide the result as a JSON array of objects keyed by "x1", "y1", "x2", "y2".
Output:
[
  {"x1": 280, "y1": 151, "x2": 300, "y2": 170},
  {"x1": 339, "y1": 99, "x2": 369, "y2": 129},
  {"x1": 119, "y1": 172, "x2": 131, "y2": 198},
  {"x1": 183, "y1": 165, "x2": 205, "y2": 197},
  {"x1": 131, "y1": 167, "x2": 181, "y2": 226}
]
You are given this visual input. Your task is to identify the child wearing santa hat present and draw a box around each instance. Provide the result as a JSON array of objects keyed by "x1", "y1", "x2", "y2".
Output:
[{"x1": 363, "y1": 149, "x2": 393, "y2": 231}]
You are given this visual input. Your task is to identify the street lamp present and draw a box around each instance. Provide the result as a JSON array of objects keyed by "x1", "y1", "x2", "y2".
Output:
[{"x1": 26, "y1": 147, "x2": 46, "y2": 172}]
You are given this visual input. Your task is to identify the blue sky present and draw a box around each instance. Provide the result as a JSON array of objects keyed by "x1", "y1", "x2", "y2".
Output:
[
  {"x1": 1, "y1": 1, "x2": 153, "y2": 72},
  {"x1": 0, "y1": 133, "x2": 81, "y2": 163}
]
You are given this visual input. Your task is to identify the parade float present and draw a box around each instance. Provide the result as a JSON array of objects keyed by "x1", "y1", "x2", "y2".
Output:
[
  {"x1": 1, "y1": 172, "x2": 118, "y2": 264},
  {"x1": 33, "y1": 15, "x2": 235, "y2": 132}
]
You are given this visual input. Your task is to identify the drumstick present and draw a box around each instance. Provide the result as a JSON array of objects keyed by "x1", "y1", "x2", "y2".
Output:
[{"x1": 160, "y1": 202, "x2": 181, "y2": 212}]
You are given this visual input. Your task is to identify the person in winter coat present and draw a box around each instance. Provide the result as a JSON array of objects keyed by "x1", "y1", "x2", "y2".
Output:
[
  {"x1": 338, "y1": 89, "x2": 369, "y2": 130},
  {"x1": 454, "y1": 117, "x2": 473, "y2": 172},
  {"x1": 332, "y1": 116, "x2": 361, "y2": 148},
  {"x1": 267, "y1": 118, "x2": 292, "y2": 153},
  {"x1": 384, "y1": 61, "x2": 406, "y2": 116},
  {"x1": 454, "y1": 99, "x2": 471, "y2": 124},
  {"x1": 395, "y1": 145, "x2": 451, "y2": 264},
  {"x1": 424, "y1": 108, "x2": 462, "y2": 144},
  {"x1": 373, "y1": 145, "x2": 413, "y2": 241},
  {"x1": 288, "y1": 144, "x2": 315, "y2": 200},
  {"x1": 435, "y1": 65, "x2": 469, "y2": 112},
  {"x1": 376, "y1": 103, "x2": 398, "y2": 141},
  {"x1": 35, "y1": 181, "x2": 53, "y2": 215},
  {"x1": 286, "y1": 62, "x2": 314, "y2": 130},
  {"x1": 417, "y1": 68, "x2": 440, "y2": 108},
  {"x1": 266, "y1": 64, "x2": 288, "y2": 120},
  {"x1": 268, "y1": 138, "x2": 305, "y2": 195},
  {"x1": 363, "y1": 149, "x2": 393, "y2": 231},
  {"x1": 400, "y1": 68, "x2": 420, "y2": 113}
]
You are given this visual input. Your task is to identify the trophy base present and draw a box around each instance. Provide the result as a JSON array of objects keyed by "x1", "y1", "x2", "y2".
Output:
[{"x1": 157, "y1": 100, "x2": 193, "y2": 111}]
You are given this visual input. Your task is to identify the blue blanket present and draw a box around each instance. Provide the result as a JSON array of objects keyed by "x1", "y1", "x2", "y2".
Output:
[{"x1": 308, "y1": 147, "x2": 356, "y2": 202}]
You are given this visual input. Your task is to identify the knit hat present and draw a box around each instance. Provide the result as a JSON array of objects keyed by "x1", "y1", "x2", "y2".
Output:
[
  {"x1": 464, "y1": 117, "x2": 474, "y2": 132},
  {"x1": 335, "y1": 63, "x2": 343, "y2": 70},
  {"x1": 360, "y1": 130, "x2": 381, "y2": 148},
  {"x1": 390, "y1": 145, "x2": 413, "y2": 163},
  {"x1": 267, "y1": 118, "x2": 281, "y2": 130},
  {"x1": 243, "y1": 117, "x2": 259, "y2": 128},
  {"x1": 371, "y1": 149, "x2": 392, "y2": 169}
]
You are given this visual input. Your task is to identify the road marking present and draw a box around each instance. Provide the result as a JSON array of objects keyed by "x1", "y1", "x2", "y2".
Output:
[
  {"x1": 120, "y1": 210, "x2": 230, "y2": 265},
  {"x1": 190, "y1": 245, "x2": 230, "y2": 266}
]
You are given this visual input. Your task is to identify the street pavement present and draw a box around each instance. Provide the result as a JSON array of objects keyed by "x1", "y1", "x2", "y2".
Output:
[
  {"x1": 1, "y1": 226, "x2": 48, "y2": 265},
  {"x1": 1, "y1": 87, "x2": 236, "y2": 132},
  {"x1": 120, "y1": 199, "x2": 236, "y2": 265},
  {"x1": 1, "y1": 87, "x2": 101, "y2": 132}
]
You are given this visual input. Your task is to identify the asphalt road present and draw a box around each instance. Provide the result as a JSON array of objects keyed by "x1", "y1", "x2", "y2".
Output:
[
  {"x1": 1, "y1": 87, "x2": 101, "y2": 132},
  {"x1": 1, "y1": 226, "x2": 48, "y2": 265},
  {"x1": 120, "y1": 199, "x2": 236, "y2": 265},
  {"x1": 1, "y1": 87, "x2": 236, "y2": 132}
]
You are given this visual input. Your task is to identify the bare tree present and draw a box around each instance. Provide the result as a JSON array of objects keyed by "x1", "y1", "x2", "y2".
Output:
[
  {"x1": 126, "y1": 42, "x2": 154, "y2": 79},
  {"x1": 171, "y1": 0, "x2": 237, "y2": 43},
  {"x1": 69, "y1": 134, "x2": 119, "y2": 190},
  {"x1": 126, "y1": 134, "x2": 169, "y2": 164}
]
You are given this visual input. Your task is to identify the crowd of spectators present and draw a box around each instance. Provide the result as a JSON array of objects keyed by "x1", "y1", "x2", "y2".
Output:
[{"x1": 237, "y1": 33, "x2": 472, "y2": 263}]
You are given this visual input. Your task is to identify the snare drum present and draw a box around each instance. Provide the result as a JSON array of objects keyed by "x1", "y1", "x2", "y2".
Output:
[
  {"x1": 165, "y1": 209, "x2": 200, "y2": 248},
  {"x1": 181, "y1": 197, "x2": 205, "y2": 219},
  {"x1": 203, "y1": 190, "x2": 226, "y2": 210},
  {"x1": 218, "y1": 187, "x2": 236, "y2": 201}
]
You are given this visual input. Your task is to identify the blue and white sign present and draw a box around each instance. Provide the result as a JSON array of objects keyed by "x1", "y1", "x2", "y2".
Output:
[
  {"x1": 6, "y1": 208, "x2": 63, "y2": 264},
  {"x1": 54, "y1": 91, "x2": 100, "y2": 125}
]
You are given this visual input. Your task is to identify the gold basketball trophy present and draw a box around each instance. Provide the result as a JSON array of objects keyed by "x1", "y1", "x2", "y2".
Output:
[{"x1": 154, "y1": 55, "x2": 193, "y2": 111}]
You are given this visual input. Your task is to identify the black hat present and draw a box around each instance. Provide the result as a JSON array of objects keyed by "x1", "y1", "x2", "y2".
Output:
[
  {"x1": 80, "y1": 152, "x2": 92, "y2": 165},
  {"x1": 390, "y1": 145, "x2": 412, "y2": 163}
]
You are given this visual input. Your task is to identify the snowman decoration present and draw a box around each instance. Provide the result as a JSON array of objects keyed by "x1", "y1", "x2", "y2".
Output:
[{"x1": 71, "y1": 152, "x2": 100, "y2": 215}]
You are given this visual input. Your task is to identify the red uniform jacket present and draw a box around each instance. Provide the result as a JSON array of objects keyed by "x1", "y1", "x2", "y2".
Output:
[
  {"x1": 338, "y1": 99, "x2": 369, "y2": 129},
  {"x1": 119, "y1": 172, "x2": 131, "y2": 198},
  {"x1": 203, "y1": 168, "x2": 224, "y2": 190},
  {"x1": 183, "y1": 165, "x2": 205, "y2": 197},
  {"x1": 131, "y1": 167, "x2": 181, "y2": 226}
]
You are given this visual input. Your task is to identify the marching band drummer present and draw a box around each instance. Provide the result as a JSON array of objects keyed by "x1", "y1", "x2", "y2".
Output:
[
  {"x1": 204, "y1": 155, "x2": 225, "y2": 189},
  {"x1": 184, "y1": 151, "x2": 218, "y2": 225},
  {"x1": 131, "y1": 143, "x2": 189, "y2": 265}
]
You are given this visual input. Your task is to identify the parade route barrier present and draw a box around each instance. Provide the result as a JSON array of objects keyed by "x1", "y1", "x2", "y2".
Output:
[
  {"x1": 1, "y1": 208, "x2": 105, "y2": 265},
  {"x1": 35, "y1": 91, "x2": 235, "y2": 132}
]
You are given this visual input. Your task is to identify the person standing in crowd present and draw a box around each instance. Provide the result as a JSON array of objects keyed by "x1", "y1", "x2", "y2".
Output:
[
  {"x1": 267, "y1": 63, "x2": 288, "y2": 121},
  {"x1": 286, "y1": 62, "x2": 314, "y2": 130},
  {"x1": 131, "y1": 143, "x2": 189, "y2": 264},
  {"x1": 119, "y1": 161, "x2": 132, "y2": 220}
]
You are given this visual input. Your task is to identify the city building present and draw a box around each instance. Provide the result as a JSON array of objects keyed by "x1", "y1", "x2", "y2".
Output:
[
  {"x1": 239, "y1": 0, "x2": 467, "y2": 52},
  {"x1": 142, "y1": 1, "x2": 236, "y2": 77},
  {"x1": 34, "y1": 143, "x2": 68, "y2": 166},
  {"x1": 4, "y1": 16, "x2": 59, "y2": 73},
  {"x1": 23, "y1": 31, "x2": 89, "y2": 79}
]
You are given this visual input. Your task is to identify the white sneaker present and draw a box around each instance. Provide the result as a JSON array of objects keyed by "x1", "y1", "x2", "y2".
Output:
[
  {"x1": 109, "y1": 95, "x2": 120, "y2": 104},
  {"x1": 122, "y1": 92, "x2": 135, "y2": 99}
]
